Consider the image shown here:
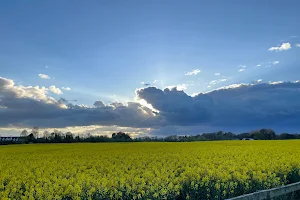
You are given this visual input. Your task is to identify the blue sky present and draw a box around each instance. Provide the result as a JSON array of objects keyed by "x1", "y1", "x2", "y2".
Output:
[{"x1": 1, "y1": 1, "x2": 300, "y2": 136}]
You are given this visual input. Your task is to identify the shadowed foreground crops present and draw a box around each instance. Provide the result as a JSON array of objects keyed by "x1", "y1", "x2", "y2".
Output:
[{"x1": 1, "y1": 141, "x2": 300, "y2": 199}]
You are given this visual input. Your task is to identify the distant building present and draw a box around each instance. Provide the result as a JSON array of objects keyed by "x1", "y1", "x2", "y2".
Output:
[{"x1": 242, "y1": 138, "x2": 254, "y2": 140}]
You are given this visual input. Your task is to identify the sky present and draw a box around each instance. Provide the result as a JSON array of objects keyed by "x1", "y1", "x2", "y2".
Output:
[{"x1": 1, "y1": 0, "x2": 300, "y2": 137}]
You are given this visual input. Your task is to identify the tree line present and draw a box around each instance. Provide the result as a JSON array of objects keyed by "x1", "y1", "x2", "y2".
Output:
[
  {"x1": 16, "y1": 127, "x2": 133, "y2": 144},
  {"x1": 1, "y1": 127, "x2": 300, "y2": 145}
]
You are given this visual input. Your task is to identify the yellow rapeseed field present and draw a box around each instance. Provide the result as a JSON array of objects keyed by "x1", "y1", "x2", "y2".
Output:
[{"x1": 1, "y1": 141, "x2": 300, "y2": 199}]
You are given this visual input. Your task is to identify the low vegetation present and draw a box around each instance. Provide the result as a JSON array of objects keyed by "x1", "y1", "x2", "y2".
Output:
[{"x1": 1, "y1": 141, "x2": 300, "y2": 199}]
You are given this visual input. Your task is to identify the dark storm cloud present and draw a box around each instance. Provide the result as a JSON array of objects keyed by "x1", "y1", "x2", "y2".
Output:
[
  {"x1": 136, "y1": 83, "x2": 300, "y2": 130},
  {"x1": 206, "y1": 82, "x2": 300, "y2": 128},
  {"x1": 93, "y1": 100, "x2": 105, "y2": 108},
  {"x1": 1, "y1": 76, "x2": 300, "y2": 132},
  {"x1": 136, "y1": 87, "x2": 213, "y2": 125}
]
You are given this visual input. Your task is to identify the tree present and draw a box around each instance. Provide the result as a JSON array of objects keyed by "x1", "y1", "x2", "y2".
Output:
[
  {"x1": 250, "y1": 130, "x2": 265, "y2": 140},
  {"x1": 217, "y1": 131, "x2": 223, "y2": 136},
  {"x1": 260, "y1": 129, "x2": 276, "y2": 140},
  {"x1": 224, "y1": 132, "x2": 235, "y2": 140},
  {"x1": 75, "y1": 134, "x2": 81, "y2": 142},
  {"x1": 112, "y1": 132, "x2": 132, "y2": 141},
  {"x1": 52, "y1": 129, "x2": 63, "y2": 142},
  {"x1": 27, "y1": 133, "x2": 35, "y2": 143},
  {"x1": 249, "y1": 129, "x2": 276, "y2": 140},
  {"x1": 32, "y1": 126, "x2": 39, "y2": 139},
  {"x1": 20, "y1": 130, "x2": 29, "y2": 143},
  {"x1": 237, "y1": 132, "x2": 251, "y2": 140},
  {"x1": 85, "y1": 133, "x2": 91, "y2": 138},
  {"x1": 65, "y1": 132, "x2": 74, "y2": 142},
  {"x1": 43, "y1": 130, "x2": 50, "y2": 140},
  {"x1": 278, "y1": 133, "x2": 297, "y2": 140},
  {"x1": 20, "y1": 130, "x2": 28, "y2": 137}
]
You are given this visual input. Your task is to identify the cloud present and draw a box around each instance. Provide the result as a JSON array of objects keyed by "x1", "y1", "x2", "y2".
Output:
[
  {"x1": 268, "y1": 42, "x2": 291, "y2": 51},
  {"x1": 296, "y1": 44, "x2": 300, "y2": 47},
  {"x1": 2, "y1": 76, "x2": 300, "y2": 135},
  {"x1": 0, "y1": 77, "x2": 55, "y2": 104},
  {"x1": 256, "y1": 64, "x2": 262, "y2": 67},
  {"x1": 141, "y1": 82, "x2": 150, "y2": 86},
  {"x1": 93, "y1": 101, "x2": 105, "y2": 108},
  {"x1": 62, "y1": 87, "x2": 71, "y2": 91},
  {"x1": 185, "y1": 69, "x2": 201, "y2": 75},
  {"x1": 209, "y1": 80, "x2": 217, "y2": 85},
  {"x1": 269, "y1": 81, "x2": 284, "y2": 85},
  {"x1": 45, "y1": 66, "x2": 49, "y2": 69},
  {"x1": 177, "y1": 84, "x2": 188, "y2": 90},
  {"x1": 153, "y1": 80, "x2": 158, "y2": 84},
  {"x1": 0, "y1": 77, "x2": 157, "y2": 129},
  {"x1": 220, "y1": 78, "x2": 228, "y2": 82},
  {"x1": 238, "y1": 65, "x2": 246, "y2": 72},
  {"x1": 140, "y1": 82, "x2": 300, "y2": 131},
  {"x1": 214, "y1": 73, "x2": 220, "y2": 76},
  {"x1": 136, "y1": 87, "x2": 214, "y2": 125},
  {"x1": 265, "y1": 61, "x2": 280, "y2": 68},
  {"x1": 166, "y1": 84, "x2": 188, "y2": 91},
  {"x1": 208, "y1": 78, "x2": 229, "y2": 86},
  {"x1": 38, "y1": 74, "x2": 51, "y2": 79},
  {"x1": 49, "y1": 85, "x2": 63, "y2": 95}
]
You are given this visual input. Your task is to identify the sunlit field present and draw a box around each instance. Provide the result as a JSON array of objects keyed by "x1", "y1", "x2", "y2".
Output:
[{"x1": 1, "y1": 141, "x2": 300, "y2": 199}]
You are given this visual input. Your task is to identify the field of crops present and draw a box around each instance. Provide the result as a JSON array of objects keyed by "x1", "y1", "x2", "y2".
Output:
[{"x1": 1, "y1": 141, "x2": 300, "y2": 200}]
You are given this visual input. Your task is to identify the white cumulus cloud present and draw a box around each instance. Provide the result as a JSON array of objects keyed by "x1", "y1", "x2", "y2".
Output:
[
  {"x1": 268, "y1": 42, "x2": 291, "y2": 51},
  {"x1": 166, "y1": 84, "x2": 188, "y2": 91},
  {"x1": 49, "y1": 85, "x2": 63, "y2": 94},
  {"x1": 0, "y1": 77, "x2": 56, "y2": 104},
  {"x1": 296, "y1": 44, "x2": 300, "y2": 47},
  {"x1": 214, "y1": 73, "x2": 220, "y2": 76},
  {"x1": 238, "y1": 69, "x2": 245, "y2": 72},
  {"x1": 185, "y1": 69, "x2": 201, "y2": 76},
  {"x1": 272, "y1": 61, "x2": 280, "y2": 65},
  {"x1": 177, "y1": 84, "x2": 188, "y2": 90},
  {"x1": 38, "y1": 74, "x2": 51, "y2": 79}
]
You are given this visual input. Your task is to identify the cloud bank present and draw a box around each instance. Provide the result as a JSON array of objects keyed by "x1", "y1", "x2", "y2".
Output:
[{"x1": 1, "y1": 77, "x2": 300, "y2": 134}]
